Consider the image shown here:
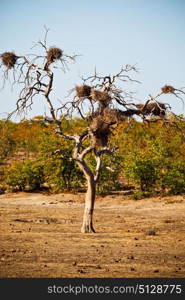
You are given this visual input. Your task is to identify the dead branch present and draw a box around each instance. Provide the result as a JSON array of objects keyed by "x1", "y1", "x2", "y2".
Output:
[{"x1": 1, "y1": 30, "x2": 185, "y2": 180}]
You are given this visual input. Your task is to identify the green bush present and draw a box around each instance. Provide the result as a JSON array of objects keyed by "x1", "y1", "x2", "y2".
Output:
[
  {"x1": 37, "y1": 131, "x2": 85, "y2": 192},
  {"x1": 97, "y1": 166, "x2": 122, "y2": 194},
  {"x1": 0, "y1": 135, "x2": 16, "y2": 160},
  {"x1": 43, "y1": 154, "x2": 85, "y2": 192},
  {"x1": 1, "y1": 118, "x2": 185, "y2": 196},
  {"x1": 131, "y1": 190, "x2": 156, "y2": 200},
  {"x1": 86, "y1": 153, "x2": 123, "y2": 194},
  {"x1": 4, "y1": 160, "x2": 45, "y2": 191},
  {"x1": 123, "y1": 154, "x2": 159, "y2": 192},
  {"x1": 161, "y1": 161, "x2": 185, "y2": 194}
]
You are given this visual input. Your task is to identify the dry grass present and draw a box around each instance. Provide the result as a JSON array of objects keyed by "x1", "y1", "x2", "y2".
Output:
[{"x1": 0, "y1": 192, "x2": 185, "y2": 277}]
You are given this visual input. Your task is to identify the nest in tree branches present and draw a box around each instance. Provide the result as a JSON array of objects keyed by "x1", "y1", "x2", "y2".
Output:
[
  {"x1": 90, "y1": 115, "x2": 106, "y2": 131},
  {"x1": 136, "y1": 102, "x2": 166, "y2": 116},
  {"x1": 1, "y1": 52, "x2": 17, "y2": 69},
  {"x1": 75, "y1": 85, "x2": 92, "y2": 98},
  {"x1": 89, "y1": 115, "x2": 111, "y2": 147},
  {"x1": 87, "y1": 108, "x2": 132, "y2": 129},
  {"x1": 46, "y1": 47, "x2": 63, "y2": 64},
  {"x1": 102, "y1": 108, "x2": 126, "y2": 123},
  {"x1": 90, "y1": 90, "x2": 111, "y2": 106},
  {"x1": 161, "y1": 85, "x2": 175, "y2": 94}
]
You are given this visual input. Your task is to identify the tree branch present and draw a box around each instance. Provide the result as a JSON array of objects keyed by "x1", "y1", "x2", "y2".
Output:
[{"x1": 94, "y1": 147, "x2": 114, "y2": 182}]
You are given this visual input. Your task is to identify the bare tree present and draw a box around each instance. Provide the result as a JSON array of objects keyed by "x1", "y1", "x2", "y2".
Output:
[{"x1": 1, "y1": 29, "x2": 185, "y2": 233}]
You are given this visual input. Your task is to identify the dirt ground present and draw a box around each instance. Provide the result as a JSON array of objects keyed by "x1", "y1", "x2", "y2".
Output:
[{"x1": 0, "y1": 191, "x2": 185, "y2": 278}]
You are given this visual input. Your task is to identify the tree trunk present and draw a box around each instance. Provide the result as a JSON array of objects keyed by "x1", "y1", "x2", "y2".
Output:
[{"x1": 81, "y1": 175, "x2": 96, "y2": 233}]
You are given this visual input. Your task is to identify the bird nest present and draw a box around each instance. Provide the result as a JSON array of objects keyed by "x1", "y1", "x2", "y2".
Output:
[
  {"x1": 89, "y1": 115, "x2": 111, "y2": 147},
  {"x1": 136, "y1": 102, "x2": 166, "y2": 116},
  {"x1": 161, "y1": 85, "x2": 175, "y2": 94},
  {"x1": 1, "y1": 52, "x2": 17, "y2": 69},
  {"x1": 102, "y1": 108, "x2": 124, "y2": 123},
  {"x1": 90, "y1": 90, "x2": 111, "y2": 105},
  {"x1": 46, "y1": 47, "x2": 63, "y2": 64},
  {"x1": 75, "y1": 85, "x2": 92, "y2": 98}
]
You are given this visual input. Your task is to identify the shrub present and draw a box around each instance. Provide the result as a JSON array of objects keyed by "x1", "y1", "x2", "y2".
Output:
[
  {"x1": 86, "y1": 153, "x2": 123, "y2": 194},
  {"x1": 131, "y1": 190, "x2": 156, "y2": 200},
  {"x1": 4, "y1": 160, "x2": 45, "y2": 191},
  {"x1": 43, "y1": 154, "x2": 85, "y2": 192},
  {"x1": 37, "y1": 130, "x2": 85, "y2": 192},
  {"x1": 123, "y1": 154, "x2": 159, "y2": 192},
  {"x1": 161, "y1": 161, "x2": 185, "y2": 194}
]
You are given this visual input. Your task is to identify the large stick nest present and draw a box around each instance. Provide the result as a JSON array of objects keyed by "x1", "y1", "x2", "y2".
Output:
[
  {"x1": 161, "y1": 85, "x2": 175, "y2": 94},
  {"x1": 102, "y1": 108, "x2": 126, "y2": 123},
  {"x1": 136, "y1": 102, "x2": 166, "y2": 116},
  {"x1": 1, "y1": 52, "x2": 17, "y2": 69},
  {"x1": 88, "y1": 107, "x2": 129, "y2": 146},
  {"x1": 90, "y1": 90, "x2": 111, "y2": 106},
  {"x1": 46, "y1": 47, "x2": 63, "y2": 64},
  {"x1": 75, "y1": 85, "x2": 92, "y2": 98},
  {"x1": 89, "y1": 115, "x2": 111, "y2": 147}
]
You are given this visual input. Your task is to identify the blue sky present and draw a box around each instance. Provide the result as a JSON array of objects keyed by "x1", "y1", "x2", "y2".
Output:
[{"x1": 0, "y1": 0, "x2": 185, "y2": 119}]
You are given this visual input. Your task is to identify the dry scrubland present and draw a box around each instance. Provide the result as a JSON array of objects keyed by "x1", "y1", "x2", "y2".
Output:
[{"x1": 0, "y1": 192, "x2": 185, "y2": 278}]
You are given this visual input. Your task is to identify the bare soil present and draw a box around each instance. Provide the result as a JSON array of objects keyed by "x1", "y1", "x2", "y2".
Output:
[{"x1": 0, "y1": 192, "x2": 185, "y2": 278}]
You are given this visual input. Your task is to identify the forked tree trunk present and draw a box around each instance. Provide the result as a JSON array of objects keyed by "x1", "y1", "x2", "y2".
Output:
[{"x1": 81, "y1": 175, "x2": 96, "y2": 233}]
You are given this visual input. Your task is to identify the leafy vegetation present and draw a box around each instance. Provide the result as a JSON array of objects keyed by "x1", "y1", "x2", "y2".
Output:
[
  {"x1": 4, "y1": 160, "x2": 45, "y2": 191},
  {"x1": 0, "y1": 117, "x2": 185, "y2": 196}
]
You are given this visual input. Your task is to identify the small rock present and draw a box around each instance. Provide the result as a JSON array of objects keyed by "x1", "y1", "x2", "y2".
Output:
[
  {"x1": 72, "y1": 261, "x2": 77, "y2": 266},
  {"x1": 96, "y1": 265, "x2": 101, "y2": 269},
  {"x1": 114, "y1": 259, "x2": 121, "y2": 263},
  {"x1": 146, "y1": 230, "x2": 156, "y2": 236},
  {"x1": 1, "y1": 257, "x2": 5, "y2": 261},
  {"x1": 127, "y1": 255, "x2": 134, "y2": 260},
  {"x1": 131, "y1": 267, "x2": 135, "y2": 271},
  {"x1": 78, "y1": 269, "x2": 85, "y2": 274},
  {"x1": 154, "y1": 269, "x2": 159, "y2": 273}
]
